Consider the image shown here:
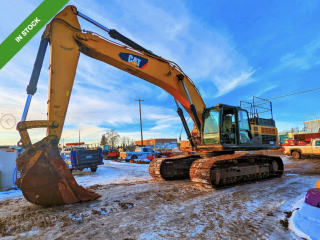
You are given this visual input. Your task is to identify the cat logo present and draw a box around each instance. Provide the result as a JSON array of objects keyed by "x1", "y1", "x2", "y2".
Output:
[
  {"x1": 119, "y1": 53, "x2": 148, "y2": 69},
  {"x1": 128, "y1": 55, "x2": 141, "y2": 67}
]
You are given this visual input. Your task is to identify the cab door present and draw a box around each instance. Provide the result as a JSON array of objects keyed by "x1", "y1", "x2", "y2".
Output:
[
  {"x1": 313, "y1": 140, "x2": 320, "y2": 154},
  {"x1": 202, "y1": 108, "x2": 220, "y2": 145},
  {"x1": 237, "y1": 109, "x2": 253, "y2": 145}
]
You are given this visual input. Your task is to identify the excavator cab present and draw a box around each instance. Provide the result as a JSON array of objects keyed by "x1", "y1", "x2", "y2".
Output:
[{"x1": 202, "y1": 104, "x2": 253, "y2": 148}]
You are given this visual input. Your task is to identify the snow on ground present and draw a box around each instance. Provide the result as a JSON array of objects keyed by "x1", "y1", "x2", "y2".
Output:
[
  {"x1": 289, "y1": 198, "x2": 320, "y2": 240},
  {"x1": 282, "y1": 156, "x2": 291, "y2": 164},
  {"x1": 73, "y1": 160, "x2": 151, "y2": 187},
  {"x1": 281, "y1": 156, "x2": 303, "y2": 166},
  {"x1": 0, "y1": 155, "x2": 293, "y2": 200},
  {"x1": 0, "y1": 160, "x2": 151, "y2": 201},
  {"x1": 19, "y1": 230, "x2": 40, "y2": 237},
  {"x1": 0, "y1": 189, "x2": 22, "y2": 201}
]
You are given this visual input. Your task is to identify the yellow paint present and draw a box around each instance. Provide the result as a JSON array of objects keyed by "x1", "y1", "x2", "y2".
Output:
[
  {"x1": 66, "y1": 90, "x2": 70, "y2": 96},
  {"x1": 180, "y1": 140, "x2": 192, "y2": 152}
]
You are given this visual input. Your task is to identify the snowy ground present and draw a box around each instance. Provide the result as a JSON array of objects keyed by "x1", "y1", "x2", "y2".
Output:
[
  {"x1": 289, "y1": 199, "x2": 320, "y2": 240},
  {"x1": 0, "y1": 189, "x2": 23, "y2": 201},
  {"x1": 0, "y1": 155, "x2": 319, "y2": 239},
  {"x1": 74, "y1": 160, "x2": 152, "y2": 187},
  {"x1": 0, "y1": 160, "x2": 151, "y2": 201}
]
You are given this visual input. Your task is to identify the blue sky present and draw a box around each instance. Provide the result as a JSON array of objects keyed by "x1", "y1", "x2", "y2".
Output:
[{"x1": 1, "y1": 0, "x2": 320, "y2": 145}]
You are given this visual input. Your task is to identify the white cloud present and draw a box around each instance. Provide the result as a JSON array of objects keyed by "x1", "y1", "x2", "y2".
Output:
[
  {"x1": 150, "y1": 124, "x2": 171, "y2": 131},
  {"x1": 278, "y1": 35, "x2": 320, "y2": 71},
  {"x1": 198, "y1": 87, "x2": 207, "y2": 99},
  {"x1": 156, "y1": 89, "x2": 169, "y2": 101},
  {"x1": 254, "y1": 84, "x2": 278, "y2": 98},
  {"x1": 214, "y1": 69, "x2": 256, "y2": 97}
]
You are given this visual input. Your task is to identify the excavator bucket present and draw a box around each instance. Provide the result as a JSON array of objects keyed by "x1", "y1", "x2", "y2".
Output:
[{"x1": 16, "y1": 136, "x2": 101, "y2": 206}]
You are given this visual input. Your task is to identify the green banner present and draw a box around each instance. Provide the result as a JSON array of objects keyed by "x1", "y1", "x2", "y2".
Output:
[{"x1": 0, "y1": 0, "x2": 70, "y2": 70}]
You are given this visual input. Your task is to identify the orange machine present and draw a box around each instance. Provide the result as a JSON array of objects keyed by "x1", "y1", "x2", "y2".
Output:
[
  {"x1": 104, "y1": 149, "x2": 120, "y2": 160},
  {"x1": 16, "y1": 6, "x2": 283, "y2": 206},
  {"x1": 180, "y1": 140, "x2": 193, "y2": 152}
]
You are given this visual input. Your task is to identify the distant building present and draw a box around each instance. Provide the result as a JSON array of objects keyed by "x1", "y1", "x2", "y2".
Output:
[
  {"x1": 136, "y1": 138, "x2": 177, "y2": 147},
  {"x1": 303, "y1": 120, "x2": 320, "y2": 133}
]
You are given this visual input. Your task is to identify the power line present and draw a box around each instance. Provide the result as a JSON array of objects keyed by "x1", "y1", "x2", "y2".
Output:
[
  {"x1": 267, "y1": 87, "x2": 320, "y2": 100},
  {"x1": 252, "y1": 87, "x2": 320, "y2": 104}
]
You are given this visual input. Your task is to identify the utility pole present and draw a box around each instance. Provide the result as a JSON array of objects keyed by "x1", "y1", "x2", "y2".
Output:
[
  {"x1": 153, "y1": 132, "x2": 158, "y2": 150},
  {"x1": 135, "y1": 98, "x2": 144, "y2": 146},
  {"x1": 78, "y1": 130, "x2": 83, "y2": 144}
]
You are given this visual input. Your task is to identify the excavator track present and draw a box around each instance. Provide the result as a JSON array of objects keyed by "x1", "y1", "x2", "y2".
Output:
[
  {"x1": 149, "y1": 154, "x2": 284, "y2": 189},
  {"x1": 149, "y1": 155, "x2": 201, "y2": 181},
  {"x1": 190, "y1": 154, "x2": 284, "y2": 188}
]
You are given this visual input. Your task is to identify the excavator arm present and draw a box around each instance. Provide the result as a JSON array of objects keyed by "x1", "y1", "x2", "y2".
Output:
[{"x1": 16, "y1": 5, "x2": 206, "y2": 205}]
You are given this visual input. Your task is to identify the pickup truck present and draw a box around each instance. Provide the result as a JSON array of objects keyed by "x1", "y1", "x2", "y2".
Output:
[
  {"x1": 119, "y1": 147, "x2": 159, "y2": 162},
  {"x1": 283, "y1": 138, "x2": 320, "y2": 159},
  {"x1": 61, "y1": 147, "x2": 104, "y2": 172}
]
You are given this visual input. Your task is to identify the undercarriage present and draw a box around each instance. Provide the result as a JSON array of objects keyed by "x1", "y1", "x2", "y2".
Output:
[{"x1": 149, "y1": 153, "x2": 284, "y2": 188}]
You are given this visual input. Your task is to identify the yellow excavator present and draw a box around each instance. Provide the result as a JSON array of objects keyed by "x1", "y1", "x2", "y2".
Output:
[{"x1": 16, "y1": 5, "x2": 283, "y2": 206}]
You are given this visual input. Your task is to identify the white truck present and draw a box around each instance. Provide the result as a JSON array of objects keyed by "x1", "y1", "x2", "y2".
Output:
[
  {"x1": 283, "y1": 139, "x2": 320, "y2": 159},
  {"x1": 119, "y1": 147, "x2": 158, "y2": 162}
]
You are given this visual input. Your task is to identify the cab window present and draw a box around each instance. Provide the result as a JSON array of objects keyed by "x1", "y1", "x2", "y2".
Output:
[
  {"x1": 203, "y1": 109, "x2": 219, "y2": 144},
  {"x1": 143, "y1": 148, "x2": 153, "y2": 152},
  {"x1": 316, "y1": 140, "x2": 320, "y2": 146},
  {"x1": 238, "y1": 110, "x2": 252, "y2": 144}
]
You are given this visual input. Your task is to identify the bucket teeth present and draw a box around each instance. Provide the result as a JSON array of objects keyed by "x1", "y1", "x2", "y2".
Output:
[{"x1": 16, "y1": 136, "x2": 101, "y2": 206}]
